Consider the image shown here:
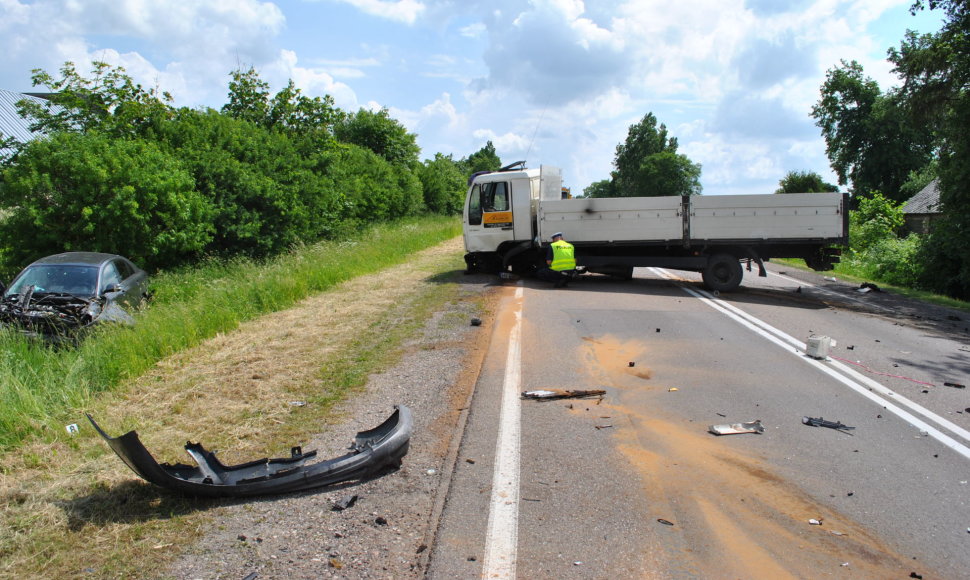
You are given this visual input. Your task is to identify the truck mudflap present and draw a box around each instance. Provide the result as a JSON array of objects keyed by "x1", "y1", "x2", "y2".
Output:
[{"x1": 88, "y1": 406, "x2": 413, "y2": 497}]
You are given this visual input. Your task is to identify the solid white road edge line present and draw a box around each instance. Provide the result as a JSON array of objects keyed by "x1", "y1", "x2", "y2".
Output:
[
  {"x1": 649, "y1": 268, "x2": 970, "y2": 461},
  {"x1": 482, "y1": 284, "x2": 523, "y2": 579}
]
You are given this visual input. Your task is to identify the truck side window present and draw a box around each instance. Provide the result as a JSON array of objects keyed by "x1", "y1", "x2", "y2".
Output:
[
  {"x1": 468, "y1": 184, "x2": 483, "y2": 225},
  {"x1": 486, "y1": 182, "x2": 509, "y2": 212}
]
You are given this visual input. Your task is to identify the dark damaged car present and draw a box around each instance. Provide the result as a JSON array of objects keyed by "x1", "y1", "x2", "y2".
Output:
[{"x1": 0, "y1": 252, "x2": 150, "y2": 341}]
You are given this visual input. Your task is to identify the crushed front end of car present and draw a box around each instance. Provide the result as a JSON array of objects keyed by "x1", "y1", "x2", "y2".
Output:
[
  {"x1": 0, "y1": 286, "x2": 104, "y2": 340},
  {"x1": 88, "y1": 406, "x2": 413, "y2": 497}
]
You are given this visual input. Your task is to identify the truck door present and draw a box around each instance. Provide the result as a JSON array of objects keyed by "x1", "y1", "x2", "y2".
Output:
[{"x1": 464, "y1": 179, "x2": 515, "y2": 253}]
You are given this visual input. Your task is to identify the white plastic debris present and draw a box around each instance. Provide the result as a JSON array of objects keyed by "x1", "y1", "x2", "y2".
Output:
[
  {"x1": 66, "y1": 423, "x2": 79, "y2": 435},
  {"x1": 806, "y1": 335, "x2": 835, "y2": 359},
  {"x1": 709, "y1": 420, "x2": 765, "y2": 435}
]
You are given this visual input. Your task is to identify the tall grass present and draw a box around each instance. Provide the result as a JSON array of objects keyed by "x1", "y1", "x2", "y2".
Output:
[{"x1": 0, "y1": 216, "x2": 461, "y2": 449}]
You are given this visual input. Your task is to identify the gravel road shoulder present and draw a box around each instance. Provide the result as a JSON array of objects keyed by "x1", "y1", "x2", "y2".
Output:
[{"x1": 165, "y1": 252, "x2": 500, "y2": 579}]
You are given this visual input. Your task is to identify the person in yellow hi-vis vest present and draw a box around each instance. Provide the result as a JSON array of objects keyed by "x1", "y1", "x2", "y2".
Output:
[{"x1": 536, "y1": 232, "x2": 576, "y2": 288}]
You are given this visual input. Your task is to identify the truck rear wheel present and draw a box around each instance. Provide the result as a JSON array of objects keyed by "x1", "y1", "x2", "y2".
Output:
[{"x1": 702, "y1": 253, "x2": 743, "y2": 292}]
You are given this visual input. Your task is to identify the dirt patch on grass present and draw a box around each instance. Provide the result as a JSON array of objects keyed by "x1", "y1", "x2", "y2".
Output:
[{"x1": 0, "y1": 237, "x2": 500, "y2": 579}]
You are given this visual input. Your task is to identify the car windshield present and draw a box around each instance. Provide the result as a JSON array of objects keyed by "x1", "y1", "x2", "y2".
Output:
[{"x1": 4, "y1": 265, "x2": 99, "y2": 297}]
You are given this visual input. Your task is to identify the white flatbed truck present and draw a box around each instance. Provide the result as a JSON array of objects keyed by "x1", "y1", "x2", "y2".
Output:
[{"x1": 462, "y1": 163, "x2": 848, "y2": 291}]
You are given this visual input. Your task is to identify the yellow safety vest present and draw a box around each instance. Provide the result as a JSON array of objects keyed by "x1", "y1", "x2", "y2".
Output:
[{"x1": 550, "y1": 240, "x2": 576, "y2": 271}]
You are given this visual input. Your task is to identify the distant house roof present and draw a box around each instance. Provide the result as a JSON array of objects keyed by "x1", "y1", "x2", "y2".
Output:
[
  {"x1": 0, "y1": 89, "x2": 53, "y2": 159},
  {"x1": 902, "y1": 179, "x2": 941, "y2": 215}
]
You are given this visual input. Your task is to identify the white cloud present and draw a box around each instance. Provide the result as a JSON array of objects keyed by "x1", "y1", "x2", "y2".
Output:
[
  {"x1": 472, "y1": 128, "x2": 530, "y2": 152},
  {"x1": 329, "y1": 0, "x2": 426, "y2": 25},
  {"x1": 459, "y1": 22, "x2": 487, "y2": 38},
  {"x1": 275, "y1": 50, "x2": 360, "y2": 110},
  {"x1": 0, "y1": 0, "x2": 934, "y2": 194},
  {"x1": 0, "y1": 0, "x2": 286, "y2": 104}
]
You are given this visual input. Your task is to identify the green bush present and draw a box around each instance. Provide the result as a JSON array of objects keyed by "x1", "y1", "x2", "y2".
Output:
[
  {"x1": 320, "y1": 144, "x2": 424, "y2": 224},
  {"x1": 849, "y1": 192, "x2": 904, "y2": 252},
  {"x1": 845, "y1": 233, "x2": 923, "y2": 287},
  {"x1": 0, "y1": 132, "x2": 213, "y2": 270},
  {"x1": 155, "y1": 109, "x2": 325, "y2": 257}
]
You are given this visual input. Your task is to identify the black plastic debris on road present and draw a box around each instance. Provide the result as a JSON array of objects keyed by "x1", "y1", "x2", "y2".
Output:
[
  {"x1": 943, "y1": 382, "x2": 965, "y2": 389},
  {"x1": 802, "y1": 416, "x2": 855, "y2": 434}
]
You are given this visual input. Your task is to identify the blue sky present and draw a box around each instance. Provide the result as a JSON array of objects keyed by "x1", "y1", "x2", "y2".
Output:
[{"x1": 0, "y1": 0, "x2": 946, "y2": 195}]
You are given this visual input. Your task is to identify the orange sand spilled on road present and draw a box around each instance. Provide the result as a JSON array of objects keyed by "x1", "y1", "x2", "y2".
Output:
[
  {"x1": 578, "y1": 333, "x2": 917, "y2": 577},
  {"x1": 581, "y1": 335, "x2": 654, "y2": 385}
]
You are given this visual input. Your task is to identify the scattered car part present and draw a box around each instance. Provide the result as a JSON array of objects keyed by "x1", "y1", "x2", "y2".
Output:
[
  {"x1": 87, "y1": 406, "x2": 412, "y2": 497},
  {"x1": 332, "y1": 494, "x2": 358, "y2": 511},
  {"x1": 805, "y1": 335, "x2": 836, "y2": 359},
  {"x1": 708, "y1": 420, "x2": 765, "y2": 435},
  {"x1": 943, "y1": 382, "x2": 965, "y2": 389},
  {"x1": 802, "y1": 416, "x2": 855, "y2": 433},
  {"x1": 521, "y1": 389, "x2": 606, "y2": 401},
  {"x1": 0, "y1": 252, "x2": 149, "y2": 341}
]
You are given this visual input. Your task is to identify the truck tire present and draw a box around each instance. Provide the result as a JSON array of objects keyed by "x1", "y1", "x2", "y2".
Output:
[{"x1": 702, "y1": 253, "x2": 743, "y2": 292}]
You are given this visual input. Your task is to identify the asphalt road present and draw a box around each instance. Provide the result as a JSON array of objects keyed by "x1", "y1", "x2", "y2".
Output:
[{"x1": 429, "y1": 264, "x2": 970, "y2": 579}]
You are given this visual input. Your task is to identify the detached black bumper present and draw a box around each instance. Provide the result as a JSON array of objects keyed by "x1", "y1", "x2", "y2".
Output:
[{"x1": 88, "y1": 406, "x2": 413, "y2": 497}]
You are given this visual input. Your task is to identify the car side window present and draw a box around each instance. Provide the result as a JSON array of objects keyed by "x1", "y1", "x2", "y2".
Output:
[
  {"x1": 115, "y1": 259, "x2": 135, "y2": 280},
  {"x1": 101, "y1": 262, "x2": 124, "y2": 293}
]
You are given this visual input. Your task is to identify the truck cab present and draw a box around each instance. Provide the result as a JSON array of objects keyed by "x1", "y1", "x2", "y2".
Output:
[{"x1": 462, "y1": 163, "x2": 561, "y2": 273}]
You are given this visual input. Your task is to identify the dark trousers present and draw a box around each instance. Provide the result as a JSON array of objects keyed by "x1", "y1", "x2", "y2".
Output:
[{"x1": 536, "y1": 267, "x2": 574, "y2": 286}]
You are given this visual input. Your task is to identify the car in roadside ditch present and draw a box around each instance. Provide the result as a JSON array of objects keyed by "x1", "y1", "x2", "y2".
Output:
[{"x1": 0, "y1": 252, "x2": 150, "y2": 341}]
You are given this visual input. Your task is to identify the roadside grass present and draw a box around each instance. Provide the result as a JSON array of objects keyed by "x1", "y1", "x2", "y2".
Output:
[
  {"x1": 0, "y1": 218, "x2": 480, "y2": 578},
  {"x1": 0, "y1": 216, "x2": 461, "y2": 450},
  {"x1": 773, "y1": 257, "x2": 970, "y2": 313}
]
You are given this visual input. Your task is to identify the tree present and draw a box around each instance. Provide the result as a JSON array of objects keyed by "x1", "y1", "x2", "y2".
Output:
[
  {"x1": 267, "y1": 80, "x2": 344, "y2": 138},
  {"x1": 611, "y1": 113, "x2": 701, "y2": 196},
  {"x1": 418, "y1": 153, "x2": 466, "y2": 214},
  {"x1": 223, "y1": 68, "x2": 345, "y2": 147},
  {"x1": 16, "y1": 61, "x2": 174, "y2": 138},
  {"x1": 811, "y1": 60, "x2": 933, "y2": 202},
  {"x1": 334, "y1": 108, "x2": 420, "y2": 166},
  {"x1": 890, "y1": 0, "x2": 970, "y2": 298},
  {"x1": 222, "y1": 67, "x2": 271, "y2": 126},
  {"x1": 583, "y1": 179, "x2": 616, "y2": 198},
  {"x1": 461, "y1": 141, "x2": 502, "y2": 174},
  {"x1": 775, "y1": 170, "x2": 839, "y2": 193},
  {"x1": 898, "y1": 160, "x2": 938, "y2": 201}
]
